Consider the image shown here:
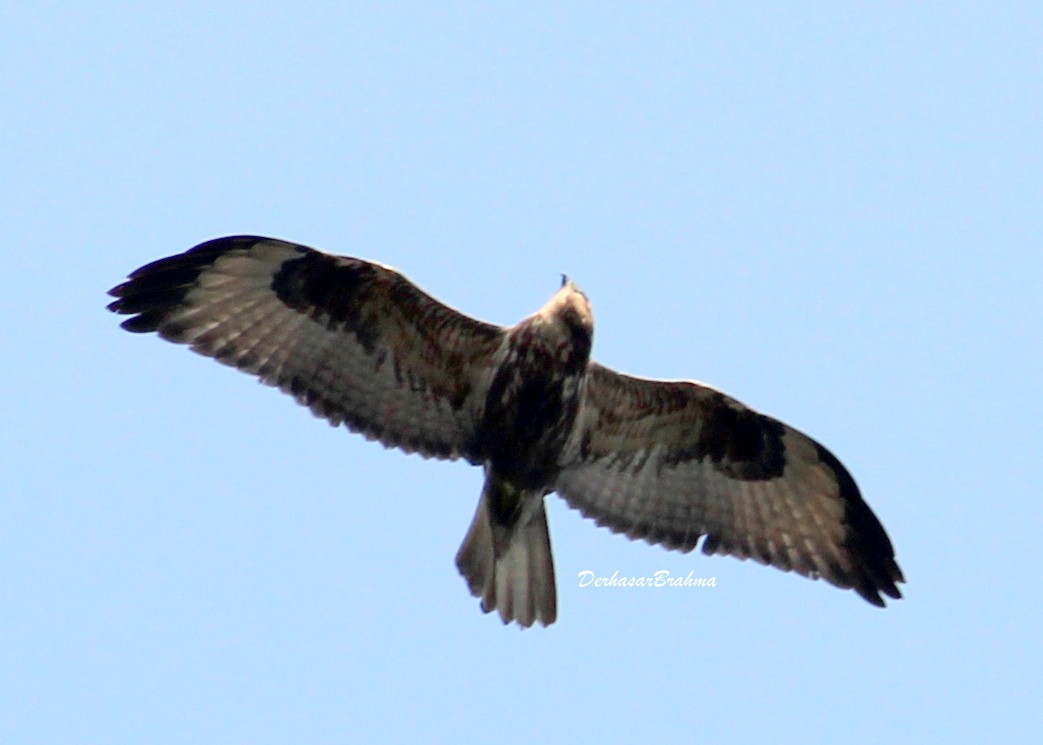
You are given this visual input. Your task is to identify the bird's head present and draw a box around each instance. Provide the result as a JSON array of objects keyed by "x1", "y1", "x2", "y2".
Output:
[{"x1": 536, "y1": 275, "x2": 594, "y2": 351}]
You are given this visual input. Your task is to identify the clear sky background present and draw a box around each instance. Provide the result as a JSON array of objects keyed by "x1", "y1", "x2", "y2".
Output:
[{"x1": 3, "y1": 3, "x2": 1041, "y2": 743}]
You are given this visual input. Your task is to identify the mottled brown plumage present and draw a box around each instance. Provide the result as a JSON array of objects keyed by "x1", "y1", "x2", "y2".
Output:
[{"x1": 108, "y1": 235, "x2": 904, "y2": 627}]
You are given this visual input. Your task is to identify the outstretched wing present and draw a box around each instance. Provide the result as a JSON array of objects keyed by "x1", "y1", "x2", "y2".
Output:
[
  {"x1": 555, "y1": 362, "x2": 903, "y2": 606},
  {"x1": 108, "y1": 236, "x2": 506, "y2": 462}
]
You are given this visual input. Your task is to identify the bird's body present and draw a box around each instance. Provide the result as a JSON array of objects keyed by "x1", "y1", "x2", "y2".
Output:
[
  {"x1": 456, "y1": 283, "x2": 593, "y2": 625},
  {"x1": 109, "y1": 236, "x2": 904, "y2": 627}
]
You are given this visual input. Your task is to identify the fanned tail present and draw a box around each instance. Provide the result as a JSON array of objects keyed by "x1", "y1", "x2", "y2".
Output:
[{"x1": 455, "y1": 480, "x2": 557, "y2": 628}]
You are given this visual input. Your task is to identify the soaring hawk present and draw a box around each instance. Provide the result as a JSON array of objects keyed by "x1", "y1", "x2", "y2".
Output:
[{"x1": 108, "y1": 236, "x2": 904, "y2": 627}]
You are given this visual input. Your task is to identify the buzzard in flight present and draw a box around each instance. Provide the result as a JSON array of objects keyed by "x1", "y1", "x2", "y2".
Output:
[{"x1": 108, "y1": 236, "x2": 904, "y2": 627}]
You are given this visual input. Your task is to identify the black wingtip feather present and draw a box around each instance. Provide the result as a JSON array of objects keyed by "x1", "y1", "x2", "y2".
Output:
[
  {"x1": 108, "y1": 285, "x2": 195, "y2": 316},
  {"x1": 119, "y1": 311, "x2": 168, "y2": 333},
  {"x1": 805, "y1": 441, "x2": 904, "y2": 606},
  {"x1": 106, "y1": 236, "x2": 272, "y2": 330}
]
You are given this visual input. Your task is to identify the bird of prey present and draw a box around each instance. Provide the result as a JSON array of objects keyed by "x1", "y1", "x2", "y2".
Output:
[{"x1": 108, "y1": 235, "x2": 904, "y2": 627}]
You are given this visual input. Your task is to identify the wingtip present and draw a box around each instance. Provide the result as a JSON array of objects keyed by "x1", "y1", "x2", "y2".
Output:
[{"x1": 855, "y1": 568, "x2": 904, "y2": 607}]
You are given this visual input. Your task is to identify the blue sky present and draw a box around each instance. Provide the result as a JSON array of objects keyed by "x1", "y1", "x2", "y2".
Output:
[{"x1": 4, "y1": 3, "x2": 1041, "y2": 743}]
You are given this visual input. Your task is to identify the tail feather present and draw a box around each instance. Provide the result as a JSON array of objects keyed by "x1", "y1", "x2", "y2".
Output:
[
  {"x1": 456, "y1": 492, "x2": 497, "y2": 610},
  {"x1": 455, "y1": 486, "x2": 557, "y2": 628}
]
